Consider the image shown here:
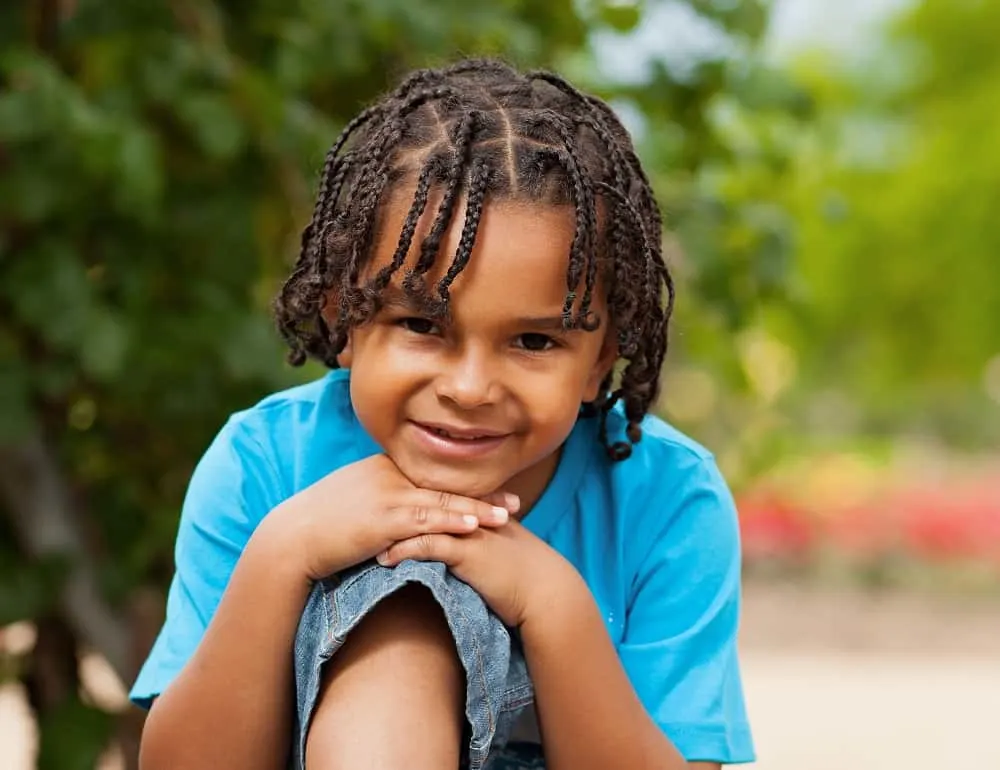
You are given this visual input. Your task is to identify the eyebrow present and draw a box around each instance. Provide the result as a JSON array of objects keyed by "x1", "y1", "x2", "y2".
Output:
[
  {"x1": 379, "y1": 285, "x2": 596, "y2": 332},
  {"x1": 379, "y1": 286, "x2": 442, "y2": 316},
  {"x1": 516, "y1": 315, "x2": 574, "y2": 332}
]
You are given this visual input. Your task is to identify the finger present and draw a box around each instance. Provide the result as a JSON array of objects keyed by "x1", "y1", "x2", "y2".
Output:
[
  {"x1": 480, "y1": 491, "x2": 521, "y2": 515},
  {"x1": 384, "y1": 505, "x2": 480, "y2": 543},
  {"x1": 377, "y1": 533, "x2": 461, "y2": 567},
  {"x1": 408, "y1": 489, "x2": 509, "y2": 526}
]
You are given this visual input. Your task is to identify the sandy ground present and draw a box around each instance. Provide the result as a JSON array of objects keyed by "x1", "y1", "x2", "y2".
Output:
[
  {"x1": 739, "y1": 584, "x2": 1000, "y2": 769},
  {"x1": 744, "y1": 651, "x2": 999, "y2": 769},
  {"x1": 3, "y1": 583, "x2": 999, "y2": 769}
]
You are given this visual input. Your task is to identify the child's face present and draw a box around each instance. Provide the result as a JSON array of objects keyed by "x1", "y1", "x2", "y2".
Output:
[{"x1": 335, "y1": 191, "x2": 616, "y2": 509}]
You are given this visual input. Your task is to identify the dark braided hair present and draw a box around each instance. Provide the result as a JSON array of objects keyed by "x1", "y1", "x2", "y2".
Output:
[{"x1": 274, "y1": 59, "x2": 674, "y2": 460}]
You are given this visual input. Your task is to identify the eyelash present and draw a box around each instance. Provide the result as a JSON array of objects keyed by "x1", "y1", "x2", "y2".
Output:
[
  {"x1": 396, "y1": 318, "x2": 560, "y2": 353},
  {"x1": 398, "y1": 317, "x2": 438, "y2": 336},
  {"x1": 515, "y1": 333, "x2": 557, "y2": 352}
]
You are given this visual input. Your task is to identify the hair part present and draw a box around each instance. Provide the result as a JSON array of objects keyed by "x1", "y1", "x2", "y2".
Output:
[{"x1": 274, "y1": 59, "x2": 674, "y2": 460}]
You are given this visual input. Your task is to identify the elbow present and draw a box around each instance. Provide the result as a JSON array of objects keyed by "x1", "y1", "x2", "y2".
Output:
[
  {"x1": 137, "y1": 698, "x2": 197, "y2": 770},
  {"x1": 137, "y1": 701, "x2": 170, "y2": 770}
]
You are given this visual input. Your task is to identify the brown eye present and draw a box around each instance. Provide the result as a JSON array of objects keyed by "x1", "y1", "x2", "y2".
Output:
[
  {"x1": 400, "y1": 317, "x2": 438, "y2": 335},
  {"x1": 517, "y1": 333, "x2": 556, "y2": 352}
]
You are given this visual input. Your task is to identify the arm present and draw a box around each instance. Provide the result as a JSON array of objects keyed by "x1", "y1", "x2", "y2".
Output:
[
  {"x1": 376, "y1": 457, "x2": 753, "y2": 768},
  {"x1": 139, "y1": 514, "x2": 311, "y2": 770},
  {"x1": 520, "y1": 569, "x2": 691, "y2": 770},
  {"x1": 134, "y1": 427, "x2": 511, "y2": 770},
  {"x1": 522, "y1": 456, "x2": 751, "y2": 770},
  {"x1": 134, "y1": 418, "x2": 300, "y2": 770}
]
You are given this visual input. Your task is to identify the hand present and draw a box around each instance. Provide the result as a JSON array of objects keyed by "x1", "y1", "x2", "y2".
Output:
[
  {"x1": 264, "y1": 454, "x2": 518, "y2": 581},
  {"x1": 375, "y1": 518, "x2": 579, "y2": 627}
]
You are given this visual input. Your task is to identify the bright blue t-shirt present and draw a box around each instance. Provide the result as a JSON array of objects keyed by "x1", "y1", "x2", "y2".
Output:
[{"x1": 131, "y1": 369, "x2": 755, "y2": 764}]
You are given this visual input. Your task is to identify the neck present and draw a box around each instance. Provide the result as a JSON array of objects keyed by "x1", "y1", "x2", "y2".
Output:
[{"x1": 502, "y1": 446, "x2": 562, "y2": 519}]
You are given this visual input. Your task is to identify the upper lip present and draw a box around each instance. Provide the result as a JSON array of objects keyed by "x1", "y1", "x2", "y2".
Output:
[{"x1": 413, "y1": 421, "x2": 510, "y2": 439}]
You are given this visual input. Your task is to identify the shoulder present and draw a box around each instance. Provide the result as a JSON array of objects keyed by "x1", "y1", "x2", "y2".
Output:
[
  {"x1": 229, "y1": 369, "x2": 352, "y2": 435},
  {"x1": 602, "y1": 407, "x2": 726, "y2": 507},
  {"x1": 610, "y1": 408, "x2": 715, "y2": 475},
  {"x1": 205, "y1": 369, "x2": 370, "y2": 500},
  {"x1": 589, "y1": 408, "x2": 739, "y2": 575}
]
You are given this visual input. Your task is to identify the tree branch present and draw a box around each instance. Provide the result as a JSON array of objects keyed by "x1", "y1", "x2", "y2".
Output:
[{"x1": 0, "y1": 434, "x2": 131, "y2": 683}]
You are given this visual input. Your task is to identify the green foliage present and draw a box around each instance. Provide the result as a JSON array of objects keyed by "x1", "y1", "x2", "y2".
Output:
[{"x1": 765, "y1": 0, "x2": 1000, "y2": 449}]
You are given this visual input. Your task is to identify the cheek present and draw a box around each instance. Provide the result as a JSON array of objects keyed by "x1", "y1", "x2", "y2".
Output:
[
  {"x1": 347, "y1": 333, "x2": 415, "y2": 432},
  {"x1": 349, "y1": 372, "x2": 390, "y2": 440},
  {"x1": 516, "y1": 371, "x2": 587, "y2": 436}
]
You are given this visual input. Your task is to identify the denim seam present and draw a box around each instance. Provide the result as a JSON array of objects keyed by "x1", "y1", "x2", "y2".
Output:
[
  {"x1": 447, "y1": 589, "x2": 494, "y2": 757},
  {"x1": 502, "y1": 683, "x2": 534, "y2": 711},
  {"x1": 321, "y1": 576, "x2": 338, "y2": 650},
  {"x1": 332, "y1": 565, "x2": 372, "y2": 595},
  {"x1": 295, "y1": 580, "x2": 341, "y2": 768}
]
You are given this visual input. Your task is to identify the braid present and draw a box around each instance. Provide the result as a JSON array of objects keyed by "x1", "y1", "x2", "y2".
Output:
[
  {"x1": 594, "y1": 178, "x2": 668, "y2": 456},
  {"x1": 369, "y1": 157, "x2": 439, "y2": 296},
  {"x1": 527, "y1": 71, "x2": 672, "y2": 456},
  {"x1": 343, "y1": 88, "x2": 461, "y2": 308},
  {"x1": 403, "y1": 112, "x2": 478, "y2": 301},
  {"x1": 304, "y1": 104, "x2": 384, "y2": 264},
  {"x1": 437, "y1": 159, "x2": 491, "y2": 301},
  {"x1": 275, "y1": 58, "x2": 674, "y2": 460},
  {"x1": 548, "y1": 116, "x2": 600, "y2": 331}
]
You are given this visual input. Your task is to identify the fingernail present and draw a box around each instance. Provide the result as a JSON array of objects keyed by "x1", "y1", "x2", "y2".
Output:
[
  {"x1": 463, "y1": 514, "x2": 478, "y2": 527},
  {"x1": 491, "y1": 506, "x2": 509, "y2": 523},
  {"x1": 503, "y1": 493, "x2": 521, "y2": 513},
  {"x1": 377, "y1": 551, "x2": 390, "y2": 565}
]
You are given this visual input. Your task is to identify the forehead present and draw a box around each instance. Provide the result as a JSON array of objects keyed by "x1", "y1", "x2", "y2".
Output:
[{"x1": 371, "y1": 186, "x2": 581, "y2": 309}]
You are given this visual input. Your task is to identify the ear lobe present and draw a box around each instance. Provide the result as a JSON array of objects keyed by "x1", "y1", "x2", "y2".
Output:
[{"x1": 336, "y1": 336, "x2": 353, "y2": 368}]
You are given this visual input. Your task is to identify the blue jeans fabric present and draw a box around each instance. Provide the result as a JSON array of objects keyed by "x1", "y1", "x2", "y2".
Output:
[{"x1": 292, "y1": 560, "x2": 536, "y2": 770}]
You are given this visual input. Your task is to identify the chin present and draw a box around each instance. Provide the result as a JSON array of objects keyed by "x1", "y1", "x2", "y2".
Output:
[{"x1": 398, "y1": 462, "x2": 509, "y2": 500}]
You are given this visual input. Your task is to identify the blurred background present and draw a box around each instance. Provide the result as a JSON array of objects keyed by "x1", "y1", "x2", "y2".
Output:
[{"x1": 1, "y1": 0, "x2": 998, "y2": 767}]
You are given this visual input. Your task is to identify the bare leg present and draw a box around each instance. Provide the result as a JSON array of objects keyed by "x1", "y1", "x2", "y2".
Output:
[{"x1": 304, "y1": 585, "x2": 465, "y2": 770}]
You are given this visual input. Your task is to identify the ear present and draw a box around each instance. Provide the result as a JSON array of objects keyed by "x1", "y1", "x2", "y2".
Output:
[
  {"x1": 583, "y1": 323, "x2": 619, "y2": 403},
  {"x1": 320, "y1": 291, "x2": 353, "y2": 368},
  {"x1": 336, "y1": 335, "x2": 353, "y2": 368}
]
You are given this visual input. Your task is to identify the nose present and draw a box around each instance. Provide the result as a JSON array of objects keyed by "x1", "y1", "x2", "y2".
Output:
[{"x1": 436, "y1": 348, "x2": 500, "y2": 409}]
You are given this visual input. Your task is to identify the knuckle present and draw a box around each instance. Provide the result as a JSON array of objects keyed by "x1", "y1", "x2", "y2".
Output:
[
  {"x1": 437, "y1": 490, "x2": 453, "y2": 510},
  {"x1": 412, "y1": 506, "x2": 430, "y2": 525}
]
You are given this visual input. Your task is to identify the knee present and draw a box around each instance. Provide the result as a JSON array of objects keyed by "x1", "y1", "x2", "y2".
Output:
[
  {"x1": 330, "y1": 584, "x2": 460, "y2": 666},
  {"x1": 305, "y1": 585, "x2": 465, "y2": 769}
]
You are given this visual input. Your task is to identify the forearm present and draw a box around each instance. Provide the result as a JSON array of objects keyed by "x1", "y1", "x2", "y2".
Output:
[
  {"x1": 520, "y1": 572, "x2": 687, "y2": 770},
  {"x1": 139, "y1": 511, "x2": 312, "y2": 770}
]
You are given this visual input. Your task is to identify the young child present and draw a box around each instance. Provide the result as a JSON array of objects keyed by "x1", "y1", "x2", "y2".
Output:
[{"x1": 131, "y1": 59, "x2": 755, "y2": 770}]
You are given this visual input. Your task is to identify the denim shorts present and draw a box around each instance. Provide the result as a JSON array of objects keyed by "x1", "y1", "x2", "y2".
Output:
[{"x1": 291, "y1": 559, "x2": 538, "y2": 770}]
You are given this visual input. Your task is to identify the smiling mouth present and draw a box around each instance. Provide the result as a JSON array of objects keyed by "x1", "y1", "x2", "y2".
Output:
[
  {"x1": 416, "y1": 423, "x2": 510, "y2": 441},
  {"x1": 408, "y1": 421, "x2": 512, "y2": 461}
]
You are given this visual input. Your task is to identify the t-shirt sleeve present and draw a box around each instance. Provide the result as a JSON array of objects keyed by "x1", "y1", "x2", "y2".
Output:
[
  {"x1": 619, "y1": 454, "x2": 755, "y2": 764},
  {"x1": 129, "y1": 416, "x2": 285, "y2": 709}
]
